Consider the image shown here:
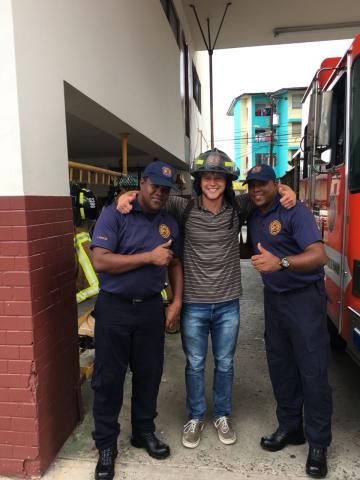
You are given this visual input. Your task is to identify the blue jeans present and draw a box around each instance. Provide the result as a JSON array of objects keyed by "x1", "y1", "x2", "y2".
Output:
[{"x1": 180, "y1": 300, "x2": 240, "y2": 420}]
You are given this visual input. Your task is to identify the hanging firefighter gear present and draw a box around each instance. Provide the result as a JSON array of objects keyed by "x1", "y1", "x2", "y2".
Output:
[{"x1": 74, "y1": 231, "x2": 99, "y2": 303}]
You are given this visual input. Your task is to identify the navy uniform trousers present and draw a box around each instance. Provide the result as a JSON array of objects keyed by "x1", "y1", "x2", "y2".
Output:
[
  {"x1": 91, "y1": 290, "x2": 165, "y2": 450},
  {"x1": 263, "y1": 279, "x2": 332, "y2": 448}
]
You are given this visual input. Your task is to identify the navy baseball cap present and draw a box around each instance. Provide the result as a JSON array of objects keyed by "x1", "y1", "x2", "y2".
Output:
[
  {"x1": 243, "y1": 164, "x2": 276, "y2": 184},
  {"x1": 143, "y1": 161, "x2": 179, "y2": 190}
]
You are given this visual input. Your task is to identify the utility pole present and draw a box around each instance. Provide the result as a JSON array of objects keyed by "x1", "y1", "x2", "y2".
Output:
[{"x1": 190, "y1": 3, "x2": 232, "y2": 149}]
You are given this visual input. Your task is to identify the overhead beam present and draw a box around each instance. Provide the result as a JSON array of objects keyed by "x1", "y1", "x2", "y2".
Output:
[{"x1": 274, "y1": 20, "x2": 360, "y2": 37}]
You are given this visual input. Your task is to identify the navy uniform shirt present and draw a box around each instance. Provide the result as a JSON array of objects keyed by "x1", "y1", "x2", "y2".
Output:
[
  {"x1": 90, "y1": 201, "x2": 180, "y2": 298},
  {"x1": 248, "y1": 195, "x2": 324, "y2": 293}
]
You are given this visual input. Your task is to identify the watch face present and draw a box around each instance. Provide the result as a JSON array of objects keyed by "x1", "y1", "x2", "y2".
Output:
[{"x1": 281, "y1": 257, "x2": 290, "y2": 269}]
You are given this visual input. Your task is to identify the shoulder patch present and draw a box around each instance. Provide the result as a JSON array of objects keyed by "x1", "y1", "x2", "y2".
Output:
[
  {"x1": 269, "y1": 220, "x2": 281, "y2": 236},
  {"x1": 159, "y1": 224, "x2": 171, "y2": 238}
]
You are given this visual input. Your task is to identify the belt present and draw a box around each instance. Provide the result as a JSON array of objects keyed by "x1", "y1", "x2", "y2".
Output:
[
  {"x1": 100, "y1": 290, "x2": 161, "y2": 304},
  {"x1": 265, "y1": 280, "x2": 322, "y2": 296}
]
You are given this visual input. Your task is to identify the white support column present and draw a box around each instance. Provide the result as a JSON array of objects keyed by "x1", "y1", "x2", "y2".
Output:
[{"x1": 0, "y1": 0, "x2": 23, "y2": 196}]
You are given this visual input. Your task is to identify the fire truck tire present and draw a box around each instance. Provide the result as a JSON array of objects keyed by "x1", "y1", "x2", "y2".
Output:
[{"x1": 327, "y1": 317, "x2": 347, "y2": 351}]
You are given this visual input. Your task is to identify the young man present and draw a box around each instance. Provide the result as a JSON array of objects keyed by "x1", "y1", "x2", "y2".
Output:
[
  {"x1": 117, "y1": 149, "x2": 296, "y2": 449},
  {"x1": 245, "y1": 164, "x2": 332, "y2": 479},
  {"x1": 90, "y1": 161, "x2": 183, "y2": 480}
]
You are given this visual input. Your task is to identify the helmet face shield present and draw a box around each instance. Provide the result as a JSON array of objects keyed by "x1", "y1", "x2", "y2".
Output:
[{"x1": 191, "y1": 148, "x2": 239, "y2": 180}]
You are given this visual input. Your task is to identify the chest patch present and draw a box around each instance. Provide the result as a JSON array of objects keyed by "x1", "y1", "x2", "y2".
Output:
[
  {"x1": 159, "y1": 223, "x2": 171, "y2": 239},
  {"x1": 269, "y1": 219, "x2": 281, "y2": 236}
]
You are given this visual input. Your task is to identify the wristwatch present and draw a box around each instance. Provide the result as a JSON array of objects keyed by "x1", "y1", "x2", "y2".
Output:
[{"x1": 279, "y1": 257, "x2": 290, "y2": 270}]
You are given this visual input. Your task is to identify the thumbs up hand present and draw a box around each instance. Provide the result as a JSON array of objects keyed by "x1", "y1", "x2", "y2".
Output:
[
  {"x1": 149, "y1": 240, "x2": 174, "y2": 267},
  {"x1": 251, "y1": 242, "x2": 281, "y2": 273}
]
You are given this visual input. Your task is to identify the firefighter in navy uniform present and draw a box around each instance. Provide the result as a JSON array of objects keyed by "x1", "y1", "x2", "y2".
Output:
[
  {"x1": 245, "y1": 164, "x2": 332, "y2": 479},
  {"x1": 90, "y1": 161, "x2": 183, "y2": 480}
]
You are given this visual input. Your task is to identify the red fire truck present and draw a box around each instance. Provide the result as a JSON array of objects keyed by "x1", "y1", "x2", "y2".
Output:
[{"x1": 299, "y1": 35, "x2": 360, "y2": 364}]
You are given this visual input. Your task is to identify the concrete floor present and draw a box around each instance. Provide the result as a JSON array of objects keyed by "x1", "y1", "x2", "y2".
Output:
[{"x1": 5, "y1": 260, "x2": 360, "y2": 480}]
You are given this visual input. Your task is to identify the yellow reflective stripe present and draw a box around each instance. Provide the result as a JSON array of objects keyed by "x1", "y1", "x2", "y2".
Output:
[
  {"x1": 76, "y1": 246, "x2": 98, "y2": 286},
  {"x1": 195, "y1": 159, "x2": 204, "y2": 165},
  {"x1": 75, "y1": 232, "x2": 91, "y2": 242},
  {"x1": 74, "y1": 232, "x2": 99, "y2": 304},
  {"x1": 79, "y1": 191, "x2": 85, "y2": 219},
  {"x1": 76, "y1": 285, "x2": 99, "y2": 303},
  {"x1": 160, "y1": 289, "x2": 168, "y2": 300},
  {"x1": 224, "y1": 161, "x2": 233, "y2": 167}
]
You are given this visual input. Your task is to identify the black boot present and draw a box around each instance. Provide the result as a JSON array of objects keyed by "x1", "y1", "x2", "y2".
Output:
[
  {"x1": 306, "y1": 446, "x2": 327, "y2": 478},
  {"x1": 260, "y1": 427, "x2": 305, "y2": 452},
  {"x1": 95, "y1": 444, "x2": 118, "y2": 480},
  {"x1": 131, "y1": 432, "x2": 170, "y2": 459}
]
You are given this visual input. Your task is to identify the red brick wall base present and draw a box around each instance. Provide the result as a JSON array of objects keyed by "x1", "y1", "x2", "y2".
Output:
[{"x1": 0, "y1": 196, "x2": 81, "y2": 476}]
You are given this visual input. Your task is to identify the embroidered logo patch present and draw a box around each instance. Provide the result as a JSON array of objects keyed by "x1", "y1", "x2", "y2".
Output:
[
  {"x1": 162, "y1": 167, "x2": 172, "y2": 177},
  {"x1": 159, "y1": 224, "x2": 171, "y2": 238},
  {"x1": 251, "y1": 165, "x2": 262, "y2": 173},
  {"x1": 96, "y1": 235, "x2": 108, "y2": 241},
  {"x1": 269, "y1": 220, "x2": 281, "y2": 236}
]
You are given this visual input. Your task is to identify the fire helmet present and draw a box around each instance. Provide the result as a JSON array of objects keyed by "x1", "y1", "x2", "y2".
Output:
[{"x1": 191, "y1": 148, "x2": 239, "y2": 180}]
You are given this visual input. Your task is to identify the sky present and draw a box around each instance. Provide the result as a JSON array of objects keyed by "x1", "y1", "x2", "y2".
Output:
[{"x1": 206, "y1": 38, "x2": 353, "y2": 158}]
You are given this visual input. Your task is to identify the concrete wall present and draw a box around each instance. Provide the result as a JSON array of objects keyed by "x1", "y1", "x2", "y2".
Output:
[
  {"x1": 4, "y1": 0, "x2": 207, "y2": 197},
  {"x1": 0, "y1": 0, "x2": 23, "y2": 195},
  {"x1": 233, "y1": 96, "x2": 252, "y2": 179}
]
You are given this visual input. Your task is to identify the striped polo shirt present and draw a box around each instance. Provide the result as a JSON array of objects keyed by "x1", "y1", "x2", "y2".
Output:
[{"x1": 166, "y1": 194, "x2": 253, "y2": 304}]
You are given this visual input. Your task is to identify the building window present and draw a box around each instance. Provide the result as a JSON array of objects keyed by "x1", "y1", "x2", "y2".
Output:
[
  {"x1": 350, "y1": 56, "x2": 360, "y2": 191},
  {"x1": 181, "y1": 33, "x2": 190, "y2": 137},
  {"x1": 292, "y1": 94, "x2": 302, "y2": 109},
  {"x1": 192, "y1": 63, "x2": 201, "y2": 112},
  {"x1": 255, "y1": 128, "x2": 272, "y2": 142},
  {"x1": 291, "y1": 122, "x2": 301, "y2": 136},
  {"x1": 255, "y1": 103, "x2": 271, "y2": 116},
  {"x1": 160, "y1": 0, "x2": 180, "y2": 47},
  {"x1": 255, "y1": 153, "x2": 270, "y2": 165},
  {"x1": 255, "y1": 153, "x2": 276, "y2": 166}
]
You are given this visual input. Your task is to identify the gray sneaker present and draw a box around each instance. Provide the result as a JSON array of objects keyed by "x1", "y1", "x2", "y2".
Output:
[
  {"x1": 182, "y1": 419, "x2": 204, "y2": 448},
  {"x1": 213, "y1": 416, "x2": 237, "y2": 445}
]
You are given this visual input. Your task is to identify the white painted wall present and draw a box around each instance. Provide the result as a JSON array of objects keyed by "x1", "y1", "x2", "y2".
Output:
[
  {"x1": 173, "y1": 1, "x2": 209, "y2": 162},
  {"x1": 189, "y1": 51, "x2": 210, "y2": 161},
  {"x1": 0, "y1": 0, "x2": 23, "y2": 195},
  {"x1": 4, "y1": 0, "x2": 208, "y2": 196}
]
